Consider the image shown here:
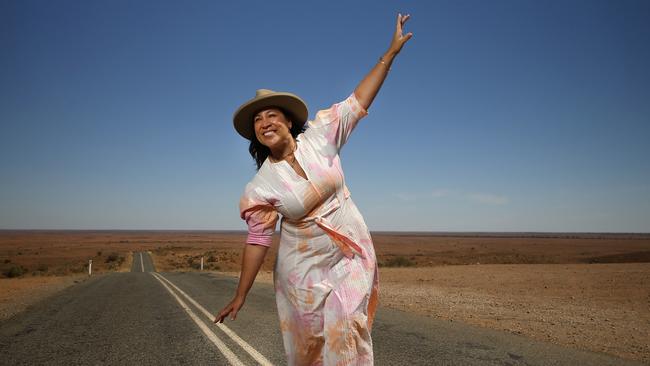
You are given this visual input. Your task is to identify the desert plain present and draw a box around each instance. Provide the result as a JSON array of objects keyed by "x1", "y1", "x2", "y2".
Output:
[{"x1": 1, "y1": 230, "x2": 649, "y2": 363}]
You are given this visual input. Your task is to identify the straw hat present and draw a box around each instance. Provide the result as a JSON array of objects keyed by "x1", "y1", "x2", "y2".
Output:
[{"x1": 233, "y1": 89, "x2": 308, "y2": 140}]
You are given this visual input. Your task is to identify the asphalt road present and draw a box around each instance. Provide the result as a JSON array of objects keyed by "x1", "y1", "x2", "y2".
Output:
[{"x1": 0, "y1": 252, "x2": 644, "y2": 366}]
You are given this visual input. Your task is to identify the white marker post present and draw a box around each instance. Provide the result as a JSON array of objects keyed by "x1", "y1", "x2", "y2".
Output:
[
  {"x1": 200, "y1": 256, "x2": 204, "y2": 271},
  {"x1": 88, "y1": 259, "x2": 92, "y2": 276}
]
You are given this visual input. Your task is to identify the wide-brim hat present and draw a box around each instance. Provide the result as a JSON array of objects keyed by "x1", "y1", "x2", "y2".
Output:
[{"x1": 233, "y1": 89, "x2": 308, "y2": 140}]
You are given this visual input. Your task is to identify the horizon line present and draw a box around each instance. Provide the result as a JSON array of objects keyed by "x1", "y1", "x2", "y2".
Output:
[{"x1": 0, "y1": 228, "x2": 648, "y2": 237}]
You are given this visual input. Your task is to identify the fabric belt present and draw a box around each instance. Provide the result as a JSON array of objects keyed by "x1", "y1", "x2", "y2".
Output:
[
  {"x1": 314, "y1": 216, "x2": 364, "y2": 259},
  {"x1": 284, "y1": 185, "x2": 364, "y2": 259}
]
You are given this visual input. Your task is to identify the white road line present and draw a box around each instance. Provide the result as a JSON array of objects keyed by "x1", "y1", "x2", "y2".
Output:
[
  {"x1": 151, "y1": 273, "x2": 245, "y2": 366},
  {"x1": 153, "y1": 273, "x2": 274, "y2": 366},
  {"x1": 140, "y1": 252, "x2": 144, "y2": 272}
]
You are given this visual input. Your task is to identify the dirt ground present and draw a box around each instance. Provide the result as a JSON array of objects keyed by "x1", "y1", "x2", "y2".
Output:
[
  {"x1": 377, "y1": 264, "x2": 650, "y2": 364},
  {"x1": 1, "y1": 230, "x2": 649, "y2": 363},
  {"x1": 0, "y1": 248, "x2": 133, "y2": 321}
]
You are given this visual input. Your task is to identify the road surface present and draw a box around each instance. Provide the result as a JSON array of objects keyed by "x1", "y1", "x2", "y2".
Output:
[{"x1": 0, "y1": 252, "x2": 643, "y2": 365}]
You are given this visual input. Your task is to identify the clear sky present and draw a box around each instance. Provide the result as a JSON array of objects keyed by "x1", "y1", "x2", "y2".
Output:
[{"x1": 1, "y1": 0, "x2": 649, "y2": 232}]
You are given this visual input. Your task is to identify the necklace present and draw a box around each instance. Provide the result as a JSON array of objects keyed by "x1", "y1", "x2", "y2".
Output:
[
  {"x1": 270, "y1": 141, "x2": 307, "y2": 180},
  {"x1": 271, "y1": 141, "x2": 297, "y2": 163}
]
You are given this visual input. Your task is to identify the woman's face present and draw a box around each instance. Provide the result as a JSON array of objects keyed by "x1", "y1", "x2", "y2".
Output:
[{"x1": 253, "y1": 107, "x2": 293, "y2": 148}]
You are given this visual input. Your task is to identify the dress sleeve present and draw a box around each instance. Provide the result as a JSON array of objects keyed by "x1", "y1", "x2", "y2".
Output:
[
  {"x1": 239, "y1": 183, "x2": 279, "y2": 247},
  {"x1": 306, "y1": 91, "x2": 368, "y2": 151}
]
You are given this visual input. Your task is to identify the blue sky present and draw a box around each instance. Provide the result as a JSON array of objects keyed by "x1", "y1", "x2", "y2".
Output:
[{"x1": 1, "y1": 0, "x2": 649, "y2": 232}]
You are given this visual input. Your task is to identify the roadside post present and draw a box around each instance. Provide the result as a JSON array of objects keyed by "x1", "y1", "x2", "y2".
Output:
[
  {"x1": 200, "y1": 256, "x2": 204, "y2": 271},
  {"x1": 88, "y1": 259, "x2": 92, "y2": 276}
]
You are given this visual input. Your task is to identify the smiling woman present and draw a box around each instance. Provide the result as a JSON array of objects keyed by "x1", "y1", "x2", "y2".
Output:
[
  {"x1": 215, "y1": 13, "x2": 413, "y2": 366},
  {"x1": 248, "y1": 103, "x2": 307, "y2": 171}
]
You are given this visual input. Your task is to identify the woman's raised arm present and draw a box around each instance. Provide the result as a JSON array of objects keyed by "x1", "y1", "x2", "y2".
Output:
[{"x1": 354, "y1": 13, "x2": 413, "y2": 111}]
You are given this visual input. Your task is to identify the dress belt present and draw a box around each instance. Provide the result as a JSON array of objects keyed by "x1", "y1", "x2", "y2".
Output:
[
  {"x1": 283, "y1": 187, "x2": 364, "y2": 259},
  {"x1": 313, "y1": 217, "x2": 364, "y2": 259}
]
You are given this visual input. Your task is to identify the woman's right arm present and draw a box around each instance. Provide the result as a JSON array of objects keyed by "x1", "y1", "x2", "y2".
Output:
[{"x1": 214, "y1": 243, "x2": 268, "y2": 323}]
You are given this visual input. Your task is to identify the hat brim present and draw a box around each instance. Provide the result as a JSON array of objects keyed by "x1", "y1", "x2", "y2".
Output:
[{"x1": 233, "y1": 93, "x2": 308, "y2": 140}]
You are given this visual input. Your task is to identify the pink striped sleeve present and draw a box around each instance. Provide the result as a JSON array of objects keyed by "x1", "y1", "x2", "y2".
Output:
[
  {"x1": 241, "y1": 205, "x2": 278, "y2": 247},
  {"x1": 239, "y1": 184, "x2": 278, "y2": 247}
]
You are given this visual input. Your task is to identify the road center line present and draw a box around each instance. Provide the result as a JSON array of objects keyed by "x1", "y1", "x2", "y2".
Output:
[
  {"x1": 153, "y1": 273, "x2": 274, "y2": 366},
  {"x1": 151, "y1": 272, "x2": 245, "y2": 366}
]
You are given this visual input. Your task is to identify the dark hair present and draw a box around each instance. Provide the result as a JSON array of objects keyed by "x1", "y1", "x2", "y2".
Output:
[{"x1": 248, "y1": 107, "x2": 305, "y2": 170}]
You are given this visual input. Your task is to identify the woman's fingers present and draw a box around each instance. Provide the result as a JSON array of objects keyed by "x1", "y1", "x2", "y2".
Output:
[
  {"x1": 214, "y1": 297, "x2": 244, "y2": 323},
  {"x1": 214, "y1": 305, "x2": 232, "y2": 323},
  {"x1": 214, "y1": 311, "x2": 226, "y2": 323},
  {"x1": 396, "y1": 13, "x2": 411, "y2": 30},
  {"x1": 388, "y1": 12, "x2": 413, "y2": 54},
  {"x1": 395, "y1": 13, "x2": 412, "y2": 41},
  {"x1": 402, "y1": 14, "x2": 411, "y2": 28}
]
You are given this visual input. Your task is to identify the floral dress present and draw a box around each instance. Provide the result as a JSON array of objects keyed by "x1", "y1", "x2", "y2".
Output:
[{"x1": 239, "y1": 91, "x2": 378, "y2": 365}]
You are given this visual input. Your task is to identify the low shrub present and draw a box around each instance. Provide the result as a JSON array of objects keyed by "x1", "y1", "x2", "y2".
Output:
[
  {"x1": 105, "y1": 253, "x2": 120, "y2": 263},
  {"x1": 381, "y1": 256, "x2": 415, "y2": 268},
  {"x1": 71, "y1": 266, "x2": 85, "y2": 273},
  {"x1": 4, "y1": 265, "x2": 27, "y2": 278}
]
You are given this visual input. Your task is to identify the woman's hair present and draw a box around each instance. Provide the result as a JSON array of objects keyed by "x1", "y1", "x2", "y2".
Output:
[{"x1": 248, "y1": 107, "x2": 305, "y2": 170}]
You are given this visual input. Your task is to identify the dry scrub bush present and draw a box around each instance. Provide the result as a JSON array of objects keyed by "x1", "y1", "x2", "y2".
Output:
[
  {"x1": 105, "y1": 253, "x2": 120, "y2": 263},
  {"x1": 380, "y1": 256, "x2": 415, "y2": 267},
  {"x1": 3, "y1": 265, "x2": 28, "y2": 278}
]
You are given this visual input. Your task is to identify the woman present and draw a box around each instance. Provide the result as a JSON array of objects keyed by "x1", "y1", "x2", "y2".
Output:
[{"x1": 215, "y1": 13, "x2": 412, "y2": 365}]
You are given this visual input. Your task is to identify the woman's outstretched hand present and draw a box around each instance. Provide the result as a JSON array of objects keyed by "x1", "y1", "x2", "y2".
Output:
[
  {"x1": 388, "y1": 13, "x2": 413, "y2": 55},
  {"x1": 214, "y1": 295, "x2": 245, "y2": 323}
]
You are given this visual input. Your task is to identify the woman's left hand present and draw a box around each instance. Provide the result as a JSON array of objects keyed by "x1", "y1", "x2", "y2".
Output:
[
  {"x1": 353, "y1": 12, "x2": 414, "y2": 110},
  {"x1": 388, "y1": 13, "x2": 413, "y2": 55}
]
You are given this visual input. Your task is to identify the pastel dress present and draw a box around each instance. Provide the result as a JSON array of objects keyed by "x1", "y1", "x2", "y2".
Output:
[{"x1": 239, "y1": 92, "x2": 379, "y2": 365}]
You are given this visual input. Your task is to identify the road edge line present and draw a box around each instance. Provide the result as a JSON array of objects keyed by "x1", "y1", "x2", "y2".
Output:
[
  {"x1": 150, "y1": 272, "x2": 245, "y2": 366},
  {"x1": 154, "y1": 273, "x2": 274, "y2": 366}
]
